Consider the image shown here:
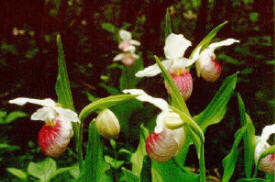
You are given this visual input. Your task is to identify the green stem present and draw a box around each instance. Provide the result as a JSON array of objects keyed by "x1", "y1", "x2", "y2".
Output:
[
  {"x1": 199, "y1": 145, "x2": 206, "y2": 182},
  {"x1": 73, "y1": 122, "x2": 83, "y2": 170}
]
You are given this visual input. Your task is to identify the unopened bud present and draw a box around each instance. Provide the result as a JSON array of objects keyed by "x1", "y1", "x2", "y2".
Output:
[
  {"x1": 165, "y1": 69, "x2": 193, "y2": 100},
  {"x1": 96, "y1": 109, "x2": 120, "y2": 139},
  {"x1": 38, "y1": 119, "x2": 73, "y2": 157},
  {"x1": 146, "y1": 130, "x2": 178, "y2": 162}
]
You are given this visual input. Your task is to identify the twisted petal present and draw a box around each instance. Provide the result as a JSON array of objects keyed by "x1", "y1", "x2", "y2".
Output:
[
  {"x1": 31, "y1": 107, "x2": 56, "y2": 121},
  {"x1": 9, "y1": 98, "x2": 56, "y2": 107},
  {"x1": 119, "y1": 30, "x2": 132, "y2": 41},
  {"x1": 113, "y1": 53, "x2": 125, "y2": 61},
  {"x1": 209, "y1": 38, "x2": 240, "y2": 51},
  {"x1": 123, "y1": 89, "x2": 169, "y2": 111},
  {"x1": 135, "y1": 60, "x2": 172, "y2": 77},
  {"x1": 164, "y1": 33, "x2": 191, "y2": 59},
  {"x1": 55, "y1": 107, "x2": 80, "y2": 123},
  {"x1": 129, "y1": 40, "x2": 141, "y2": 46}
]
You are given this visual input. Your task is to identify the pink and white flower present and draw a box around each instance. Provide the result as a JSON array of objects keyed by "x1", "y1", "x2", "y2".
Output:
[
  {"x1": 9, "y1": 98, "x2": 79, "y2": 157},
  {"x1": 118, "y1": 30, "x2": 140, "y2": 52},
  {"x1": 123, "y1": 89, "x2": 185, "y2": 162},
  {"x1": 255, "y1": 124, "x2": 275, "y2": 174},
  {"x1": 196, "y1": 38, "x2": 239, "y2": 82},
  {"x1": 135, "y1": 33, "x2": 200, "y2": 100}
]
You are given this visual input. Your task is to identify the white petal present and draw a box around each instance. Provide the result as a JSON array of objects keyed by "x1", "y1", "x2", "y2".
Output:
[
  {"x1": 261, "y1": 123, "x2": 275, "y2": 142},
  {"x1": 113, "y1": 53, "x2": 125, "y2": 61},
  {"x1": 126, "y1": 45, "x2": 136, "y2": 53},
  {"x1": 132, "y1": 53, "x2": 139, "y2": 59},
  {"x1": 170, "y1": 58, "x2": 194, "y2": 70},
  {"x1": 209, "y1": 38, "x2": 240, "y2": 51},
  {"x1": 119, "y1": 30, "x2": 132, "y2": 41},
  {"x1": 55, "y1": 107, "x2": 80, "y2": 123},
  {"x1": 164, "y1": 33, "x2": 191, "y2": 59},
  {"x1": 135, "y1": 60, "x2": 172, "y2": 77},
  {"x1": 123, "y1": 89, "x2": 169, "y2": 111},
  {"x1": 9, "y1": 98, "x2": 56, "y2": 107},
  {"x1": 129, "y1": 40, "x2": 141, "y2": 46},
  {"x1": 155, "y1": 111, "x2": 167, "y2": 133},
  {"x1": 31, "y1": 107, "x2": 56, "y2": 121}
]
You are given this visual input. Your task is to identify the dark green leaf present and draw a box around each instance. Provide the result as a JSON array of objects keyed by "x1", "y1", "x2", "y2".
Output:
[
  {"x1": 4, "y1": 111, "x2": 27, "y2": 124},
  {"x1": 55, "y1": 34, "x2": 75, "y2": 110},
  {"x1": 0, "y1": 144, "x2": 20, "y2": 151},
  {"x1": 194, "y1": 73, "x2": 238, "y2": 131},
  {"x1": 165, "y1": 8, "x2": 172, "y2": 37},
  {"x1": 237, "y1": 178, "x2": 267, "y2": 182},
  {"x1": 237, "y1": 93, "x2": 255, "y2": 178},
  {"x1": 120, "y1": 168, "x2": 140, "y2": 182},
  {"x1": 222, "y1": 126, "x2": 247, "y2": 182},
  {"x1": 101, "y1": 23, "x2": 116, "y2": 33},
  {"x1": 104, "y1": 156, "x2": 124, "y2": 169},
  {"x1": 80, "y1": 122, "x2": 110, "y2": 182}
]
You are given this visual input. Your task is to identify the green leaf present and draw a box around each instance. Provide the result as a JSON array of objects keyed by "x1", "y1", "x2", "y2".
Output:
[
  {"x1": 237, "y1": 178, "x2": 267, "y2": 182},
  {"x1": 154, "y1": 56, "x2": 190, "y2": 116},
  {"x1": 217, "y1": 54, "x2": 243, "y2": 65},
  {"x1": 120, "y1": 168, "x2": 140, "y2": 182},
  {"x1": 4, "y1": 111, "x2": 27, "y2": 124},
  {"x1": 69, "y1": 164, "x2": 80, "y2": 179},
  {"x1": 6, "y1": 168, "x2": 27, "y2": 180},
  {"x1": 237, "y1": 93, "x2": 255, "y2": 178},
  {"x1": 265, "y1": 59, "x2": 275, "y2": 65},
  {"x1": 101, "y1": 23, "x2": 116, "y2": 33},
  {"x1": 104, "y1": 156, "x2": 124, "y2": 170},
  {"x1": 249, "y1": 12, "x2": 259, "y2": 23},
  {"x1": 27, "y1": 158, "x2": 56, "y2": 182},
  {"x1": 151, "y1": 159, "x2": 199, "y2": 182},
  {"x1": 80, "y1": 122, "x2": 110, "y2": 182},
  {"x1": 49, "y1": 165, "x2": 78, "y2": 181},
  {"x1": 0, "y1": 110, "x2": 7, "y2": 118},
  {"x1": 194, "y1": 73, "x2": 238, "y2": 131},
  {"x1": 165, "y1": 8, "x2": 172, "y2": 37},
  {"x1": 79, "y1": 94, "x2": 137, "y2": 121},
  {"x1": 99, "y1": 83, "x2": 120, "y2": 95},
  {"x1": 0, "y1": 143, "x2": 20, "y2": 151},
  {"x1": 192, "y1": 21, "x2": 228, "y2": 76},
  {"x1": 55, "y1": 34, "x2": 75, "y2": 110},
  {"x1": 222, "y1": 126, "x2": 247, "y2": 182},
  {"x1": 130, "y1": 125, "x2": 149, "y2": 176}
]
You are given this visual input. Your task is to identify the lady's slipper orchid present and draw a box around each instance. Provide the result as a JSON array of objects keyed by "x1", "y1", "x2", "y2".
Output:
[
  {"x1": 9, "y1": 98, "x2": 79, "y2": 157},
  {"x1": 254, "y1": 124, "x2": 275, "y2": 174},
  {"x1": 113, "y1": 51, "x2": 139, "y2": 67},
  {"x1": 118, "y1": 30, "x2": 140, "y2": 52},
  {"x1": 123, "y1": 89, "x2": 186, "y2": 162},
  {"x1": 96, "y1": 108, "x2": 120, "y2": 139},
  {"x1": 196, "y1": 38, "x2": 239, "y2": 82},
  {"x1": 135, "y1": 33, "x2": 200, "y2": 100}
]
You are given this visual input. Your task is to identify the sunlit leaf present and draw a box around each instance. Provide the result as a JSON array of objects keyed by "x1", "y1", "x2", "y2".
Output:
[
  {"x1": 55, "y1": 34, "x2": 75, "y2": 110},
  {"x1": 154, "y1": 56, "x2": 190, "y2": 116},
  {"x1": 6, "y1": 168, "x2": 27, "y2": 180},
  {"x1": 79, "y1": 94, "x2": 137, "y2": 121},
  {"x1": 130, "y1": 125, "x2": 149, "y2": 177},
  {"x1": 237, "y1": 94, "x2": 255, "y2": 178},
  {"x1": 27, "y1": 158, "x2": 56, "y2": 182},
  {"x1": 101, "y1": 22, "x2": 116, "y2": 33},
  {"x1": 104, "y1": 155, "x2": 124, "y2": 170}
]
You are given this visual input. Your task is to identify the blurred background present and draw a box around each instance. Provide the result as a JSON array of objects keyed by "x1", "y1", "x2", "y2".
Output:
[{"x1": 0, "y1": 0, "x2": 273, "y2": 180}]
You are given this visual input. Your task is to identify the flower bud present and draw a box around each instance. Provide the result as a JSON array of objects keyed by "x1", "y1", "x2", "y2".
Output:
[
  {"x1": 96, "y1": 109, "x2": 120, "y2": 139},
  {"x1": 38, "y1": 119, "x2": 73, "y2": 157},
  {"x1": 258, "y1": 153, "x2": 275, "y2": 174},
  {"x1": 145, "y1": 130, "x2": 178, "y2": 162},
  {"x1": 197, "y1": 50, "x2": 222, "y2": 82},
  {"x1": 165, "y1": 69, "x2": 193, "y2": 101}
]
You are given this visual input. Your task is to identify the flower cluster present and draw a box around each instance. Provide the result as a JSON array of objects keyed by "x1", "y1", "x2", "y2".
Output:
[
  {"x1": 136, "y1": 33, "x2": 239, "y2": 100},
  {"x1": 113, "y1": 30, "x2": 140, "y2": 66}
]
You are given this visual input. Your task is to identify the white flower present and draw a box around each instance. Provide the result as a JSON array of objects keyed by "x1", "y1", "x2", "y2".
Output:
[
  {"x1": 135, "y1": 33, "x2": 200, "y2": 78},
  {"x1": 123, "y1": 89, "x2": 185, "y2": 161},
  {"x1": 255, "y1": 124, "x2": 275, "y2": 174},
  {"x1": 119, "y1": 30, "x2": 140, "y2": 52},
  {"x1": 113, "y1": 51, "x2": 139, "y2": 66},
  {"x1": 9, "y1": 98, "x2": 79, "y2": 123},
  {"x1": 196, "y1": 38, "x2": 239, "y2": 82},
  {"x1": 9, "y1": 97, "x2": 79, "y2": 157}
]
